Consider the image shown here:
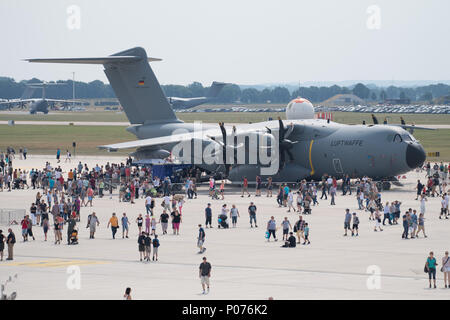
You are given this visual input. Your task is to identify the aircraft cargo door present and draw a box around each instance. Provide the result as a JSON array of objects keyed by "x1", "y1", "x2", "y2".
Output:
[{"x1": 333, "y1": 158, "x2": 343, "y2": 174}]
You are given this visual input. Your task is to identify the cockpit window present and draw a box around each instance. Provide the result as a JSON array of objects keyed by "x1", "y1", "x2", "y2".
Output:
[
  {"x1": 402, "y1": 134, "x2": 412, "y2": 142},
  {"x1": 393, "y1": 134, "x2": 402, "y2": 143}
]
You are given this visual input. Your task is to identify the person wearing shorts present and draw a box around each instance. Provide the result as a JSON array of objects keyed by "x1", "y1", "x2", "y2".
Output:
[
  {"x1": 344, "y1": 209, "x2": 352, "y2": 236},
  {"x1": 171, "y1": 210, "x2": 181, "y2": 235},
  {"x1": 144, "y1": 233, "x2": 151, "y2": 261},
  {"x1": 136, "y1": 214, "x2": 143, "y2": 234},
  {"x1": 159, "y1": 210, "x2": 169, "y2": 234},
  {"x1": 199, "y1": 257, "x2": 212, "y2": 294},
  {"x1": 281, "y1": 217, "x2": 291, "y2": 241},
  {"x1": 442, "y1": 251, "x2": 450, "y2": 288},
  {"x1": 352, "y1": 212, "x2": 359, "y2": 236},
  {"x1": 138, "y1": 231, "x2": 146, "y2": 261}
]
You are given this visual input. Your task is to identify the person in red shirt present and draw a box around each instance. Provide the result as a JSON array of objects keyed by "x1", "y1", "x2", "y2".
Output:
[
  {"x1": 87, "y1": 187, "x2": 94, "y2": 207},
  {"x1": 241, "y1": 177, "x2": 250, "y2": 197},
  {"x1": 21, "y1": 216, "x2": 29, "y2": 242},
  {"x1": 130, "y1": 183, "x2": 135, "y2": 204}
]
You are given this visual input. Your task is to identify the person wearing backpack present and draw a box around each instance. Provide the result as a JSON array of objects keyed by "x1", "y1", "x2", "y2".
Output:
[{"x1": 152, "y1": 235, "x2": 160, "y2": 261}]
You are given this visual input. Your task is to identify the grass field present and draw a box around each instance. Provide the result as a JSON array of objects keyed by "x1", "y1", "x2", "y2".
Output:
[
  {"x1": 1, "y1": 110, "x2": 450, "y2": 125},
  {"x1": 0, "y1": 125, "x2": 134, "y2": 156},
  {"x1": 1, "y1": 124, "x2": 449, "y2": 161}
]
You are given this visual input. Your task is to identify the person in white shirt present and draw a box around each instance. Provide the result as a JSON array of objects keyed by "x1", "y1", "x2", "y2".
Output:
[
  {"x1": 440, "y1": 195, "x2": 448, "y2": 219},
  {"x1": 287, "y1": 191, "x2": 295, "y2": 212},
  {"x1": 163, "y1": 195, "x2": 171, "y2": 211},
  {"x1": 145, "y1": 195, "x2": 152, "y2": 215}
]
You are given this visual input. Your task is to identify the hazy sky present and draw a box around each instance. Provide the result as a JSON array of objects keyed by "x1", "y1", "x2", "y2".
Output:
[{"x1": 0, "y1": 0, "x2": 449, "y2": 85}]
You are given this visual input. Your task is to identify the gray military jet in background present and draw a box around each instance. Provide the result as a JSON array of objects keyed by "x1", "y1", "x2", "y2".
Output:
[
  {"x1": 27, "y1": 47, "x2": 427, "y2": 185},
  {"x1": 168, "y1": 81, "x2": 227, "y2": 109},
  {"x1": 0, "y1": 82, "x2": 75, "y2": 114}
]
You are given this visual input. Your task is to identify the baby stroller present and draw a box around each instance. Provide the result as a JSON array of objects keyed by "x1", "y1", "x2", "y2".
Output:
[
  {"x1": 211, "y1": 189, "x2": 220, "y2": 200},
  {"x1": 69, "y1": 229, "x2": 79, "y2": 245},
  {"x1": 218, "y1": 214, "x2": 229, "y2": 229}
]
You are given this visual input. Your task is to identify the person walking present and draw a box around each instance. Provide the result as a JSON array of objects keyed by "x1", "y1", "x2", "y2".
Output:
[
  {"x1": 425, "y1": 251, "x2": 438, "y2": 289},
  {"x1": 382, "y1": 202, "x2": 392, "y2": 225},
  {"x1": 159, "y1": 210, "x2": 169, "y2": 234},
  {"x1": 152, "y1": 235, "x2": 159, "y2": 261},
  {"x1": 374, "y1": 209, "x2": 383, "y2": 232},
  {"x1": 138, "y1": 231, "x2": 146, "y2": 261},
  {"x1": 67, "y1": 216, "x2": 76, "y2": 245},
  {"x1": 136, "y1": 214, "x2": 143, "y2": 235},
  {"x1": 330, "y1": 185, "x2": 336, "y2": 205},
  {"x1": 145, "y1": 194, "x2": 152, "y2": 215},
  {"x1": 144, "y1": 232, "x2": 151, "y2": 261},
  {"x1": 402, "y1": 213, "x2": 409, "y2": 239},
  {"x1": 107, "y1": 212, "x2": 119, "y2": 239},
  {"x1": 266, "y1": 216, "x2": 277, "y2": 242},
  {"x1": 199, "y1": 257, "x2": 212, "y2": 294},
  {"x1": 205, "y1": 203, "x2": 212, "y2": 228},
  {"x1": 248, "y1": 202, "x2": 257, "y2": 228},
  {"x1": 6, "y1": 228, "x2": 15, "y2": 260},
  {"x1": 124, "y1": 287, "x2": 132, "y2": 300},
  {"x1": 241, "y1": 177, "x2": 250, "y2": 197},
  {"x1": 416, "y1": 213, "x2": 427, "y2": 238},
  {"x1": 197, "y1": 224, "x2": 206, "y2": 253},
  {"x1": 303, "y1": 223, "x2": 310, "y2": 245},
  {"x1": 344, "y1": 209, "x2": 352, "y2": 236},
  {"x1": 294, "y1": 216, "x2": 305, "y2": 244},
  {"x1": 171, "y1": 209, "x2": 182, "y2": 235},
  {"x1": 230, "y1": 204, "x2": 240, "y2": 228},
  {"x1": 87, "y1": 212, "x2": 100, "y2": 239},
  {"x1": 281, "y1": 217, "x2": 291, "y2": 241},
  {"x1": 352, "y1": 212, "x2": 359, "y2": 236},
  {"x1": 0, "y1": 230, "x2": 5, "y2": 261},
  {"x1": 442, "y1": 251, "x2": 450, "y2": 288},
  {"x1": 121, "y1": 213, "x2": 130, "y2": 238}
]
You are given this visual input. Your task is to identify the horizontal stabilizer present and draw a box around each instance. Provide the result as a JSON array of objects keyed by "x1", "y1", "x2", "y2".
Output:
[{"x1": 25, "y1": 56, "x2": 162, "y2": 64}]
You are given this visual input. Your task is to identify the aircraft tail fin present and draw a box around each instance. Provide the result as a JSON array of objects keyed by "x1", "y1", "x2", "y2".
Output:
[
  {"x1": 207, "y1": 81, "x2": 227, "y2": 98},
  {"x1": 20, "y1": 86, "x2": 36, "y2": 99},
  {"x1": 26, "y1": 47, "x2": 179, "y2": 125}
]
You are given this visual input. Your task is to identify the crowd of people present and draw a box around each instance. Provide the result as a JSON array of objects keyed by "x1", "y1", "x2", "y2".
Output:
[{"x1": 1, "y1": 149, "x2": 449, "y2": 291}]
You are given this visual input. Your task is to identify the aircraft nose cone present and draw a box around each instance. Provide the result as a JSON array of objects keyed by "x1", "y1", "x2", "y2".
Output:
[{"x1": 406, "y1": 144, "x2": 426, "y2": 169}]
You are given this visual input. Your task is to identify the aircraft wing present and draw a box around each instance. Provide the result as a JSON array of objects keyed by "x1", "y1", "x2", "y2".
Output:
[
  {"x1": 390, "y1": 124, "x2": 435, "y2": 131},
  {"x1": 98, "y1": 124, "x2": 264, "y2": 151},
  {"x1": 99, "y1": 130, "x2": 217, "y2": 152},
  {"x1": 45, "y1": 99, "x2": 79, "y2": 103}
]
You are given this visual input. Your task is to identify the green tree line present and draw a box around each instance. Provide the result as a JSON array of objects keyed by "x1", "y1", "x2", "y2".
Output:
[{"x1": 0, "y1": 77, "x2": 449, "y2": 104}]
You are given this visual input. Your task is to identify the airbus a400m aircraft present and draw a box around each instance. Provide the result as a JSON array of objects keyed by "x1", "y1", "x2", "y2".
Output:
[{"x1": 27, "y1": 47, "x2": 427, "y2": 184}]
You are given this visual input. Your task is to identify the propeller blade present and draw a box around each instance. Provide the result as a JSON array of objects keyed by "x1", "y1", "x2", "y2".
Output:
[
  {"x1": 285, "y1": 123, "x2": 294, "y2": 138},
  {"x1": 286, "y1": 149, "x2": 294, "y2": 161}
]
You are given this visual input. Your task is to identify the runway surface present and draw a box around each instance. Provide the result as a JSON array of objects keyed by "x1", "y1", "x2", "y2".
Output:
[{"x1": 0, "y1": 155, "x2": 449, "y2": 300}]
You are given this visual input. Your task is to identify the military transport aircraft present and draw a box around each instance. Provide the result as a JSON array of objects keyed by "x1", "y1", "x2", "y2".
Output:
[
  {"x1": 168, "y1": 81, "x2": 227, "y2": 109},
  {"x1": 0, "y1": 82, "x2": 76, "y2": 114},
  {"x1": 27, "y1": 47, "x2": 427, "y2": 184}
]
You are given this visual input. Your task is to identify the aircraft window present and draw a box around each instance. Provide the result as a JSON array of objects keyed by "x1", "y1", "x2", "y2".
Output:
[
  {"x1": 393, "y1": 134, "x2": 402, "y2": 143},
  {"x1": 402, "y1": 134, "x2": 412, "y2": 142}
]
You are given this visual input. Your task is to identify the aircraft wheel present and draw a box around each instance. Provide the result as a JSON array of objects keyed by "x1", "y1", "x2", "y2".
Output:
[
  {"x1": 376, "y1": 181, "x2": 383, "y2": 191},
  {"x1": 382, "y1": 181, "x2": 391, "y2": 190}
]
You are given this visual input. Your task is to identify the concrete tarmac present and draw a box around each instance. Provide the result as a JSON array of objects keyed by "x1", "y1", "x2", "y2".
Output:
[{"x1": 0, "y1": 155, "x2": 449, "y2": 300}]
